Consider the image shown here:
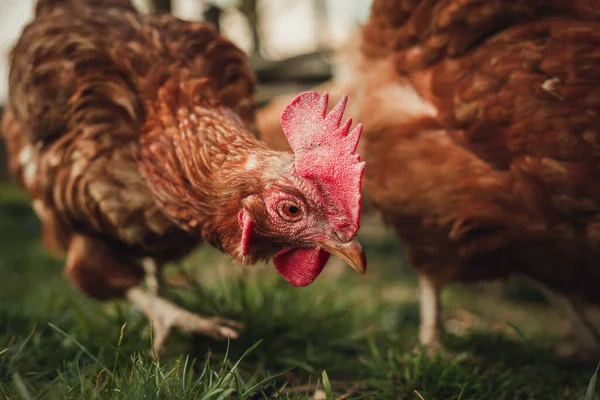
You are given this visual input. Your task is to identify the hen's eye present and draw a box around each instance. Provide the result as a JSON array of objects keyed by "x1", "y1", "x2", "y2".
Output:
[
  {"x1": 280, "y1": 203, "x2": 303, "y2": 221},
  {"x1": 285, "y1": 205, "x2": 299, "y2": 215}
]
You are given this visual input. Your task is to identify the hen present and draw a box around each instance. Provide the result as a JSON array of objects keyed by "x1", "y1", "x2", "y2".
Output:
[
  {"x1": 358, "y1": 0, "x2": 600, "y2": 358},
  {"x1": 259, "y1": 0, "x2": 600, "y2": 358},
  {"x1": 1, "y1": 0, "x2": 366, "y2": 355}
]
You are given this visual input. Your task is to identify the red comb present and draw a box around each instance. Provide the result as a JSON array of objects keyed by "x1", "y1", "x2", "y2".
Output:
[{"x1": 280, "y1": 91, "x2": 365, "y2": 238}]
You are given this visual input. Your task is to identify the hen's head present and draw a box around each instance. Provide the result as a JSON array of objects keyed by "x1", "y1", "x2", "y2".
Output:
[{"x1": 238, "y1": 91, "x2": 366, "y2": 287}]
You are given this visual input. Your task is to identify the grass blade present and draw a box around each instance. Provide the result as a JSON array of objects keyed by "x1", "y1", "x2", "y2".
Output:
[
  {"x1": 243, "y1": 367, "x2": 293, "y2": 396},
  {"x1": 10, "y1": 326, "x2": 37, "y2": 364},
  {"x1": 322, "y1": 370, "x2": 332, "y2": 400},
  {"x1": 457, "y1": 383, "x2": 468, "y2": 400},
  {"x1": 47, "y1": 322, "x2": 114, "y2": 380},
  {"x1": 585, "y1": 362, "x2": 600, "y2": 400},
  {"x1": 414, "y1": 390, "x2": 426, "y2": 400},
  {"x1": 12, "y1": 373, "x2": 33, "y2": 400},
  {"x1": 112, "y1": 323, "x2": 126, "y2": 382}
]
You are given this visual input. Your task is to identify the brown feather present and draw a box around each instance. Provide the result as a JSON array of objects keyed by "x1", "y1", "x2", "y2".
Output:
[{"x1": 1, "y1": 0, "x2": 261, "y2": 298}]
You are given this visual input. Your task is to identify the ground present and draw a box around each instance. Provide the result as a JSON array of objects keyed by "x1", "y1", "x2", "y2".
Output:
[{"x1": 0, "y1": 183, "x2": 599, "y2": 399}]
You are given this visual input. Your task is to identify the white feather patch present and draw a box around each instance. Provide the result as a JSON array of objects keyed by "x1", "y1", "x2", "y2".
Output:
[
  {"x1": 18, "y1": 145, "x2": 34, "y2": 165},
  {"x1": 375, "y1": 81, "x2": 437, "y2": 118},
  {"x1": 23, "y1": 162, "x2": 37, "y2": 187},
  {"x1": 244, "y1": 155, "x2": 258, "y2": 170}
]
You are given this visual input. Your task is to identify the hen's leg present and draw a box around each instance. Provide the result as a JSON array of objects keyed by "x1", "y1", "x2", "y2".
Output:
[
  {"x1": 142, "y1": 257, "x2": 162, "y2": 295},
  {"x1": 416, "y1": 274, "x2": 445, "y2": 356},
  {"x1": 526, "y1": 278, "x2": 600, "y2": 360},
  {"x1": 65, "y1": 234, "x2": 242, "y2": 356},
  {"x1": 125, "y1": 287, "x2": 242, "y2": 356}
]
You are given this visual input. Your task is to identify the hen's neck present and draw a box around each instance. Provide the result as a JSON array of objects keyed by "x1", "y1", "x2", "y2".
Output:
[{"x1": 138, "y1": 78, "x2": 292, "y2": 259}]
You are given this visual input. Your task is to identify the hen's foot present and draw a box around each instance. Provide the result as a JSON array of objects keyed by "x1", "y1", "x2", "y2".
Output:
[
  {"x1": 126, "y1": 287, "x2": 243, "y2": 357},
  {"x1": 411, "y1": 341, "x2": 454, "y2": 360},
  {"x1": 523, "y1": 277, "x2": 600, "y2": 362},
  {"x1": 554, "y1": 327, "x2": 600, "y2": 362},
  {"x1": 554, "y1": 340, "x2": 600, "y2": 362}
]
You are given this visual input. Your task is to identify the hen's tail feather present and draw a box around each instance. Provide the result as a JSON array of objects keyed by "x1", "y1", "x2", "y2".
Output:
[{"x1": 35, "y1": 0, "x2": 136, "y2": 15}]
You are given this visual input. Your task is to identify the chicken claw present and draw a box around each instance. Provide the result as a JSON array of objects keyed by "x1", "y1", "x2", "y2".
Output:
[
  {"x1": 523, "y1": 277, "x2": 600, "y2": 361},
  {"x1": 126, "y1": 286, "x2": 243, "y2": 356},
  {"x1": 412, "y1": 342, "x2": 454, "y2": 360}
]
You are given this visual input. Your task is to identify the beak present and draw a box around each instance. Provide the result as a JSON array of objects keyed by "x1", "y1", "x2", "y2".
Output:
[{"x1": 320, "y1": 239, "x2": 367, "y2": 275}]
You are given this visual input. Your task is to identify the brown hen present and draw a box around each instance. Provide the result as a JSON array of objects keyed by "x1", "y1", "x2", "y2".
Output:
[
  {"x1": 362, "y1": 0, "x2": 600, "y2": 358},
  {"x1": 1, "y1": 0, "x2": 367, "y2": 355},
  {"x1": 258, "y1": 0, "x2": 600, "y2": 359}
]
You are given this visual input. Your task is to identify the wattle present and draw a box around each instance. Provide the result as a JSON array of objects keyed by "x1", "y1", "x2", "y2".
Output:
[{"x1": 273, "y1": 247, "x2": 331, "y2": 287}]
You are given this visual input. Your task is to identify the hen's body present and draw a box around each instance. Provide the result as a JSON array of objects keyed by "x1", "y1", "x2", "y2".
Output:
[
  {"x1": 361, "y1": 0, "x2": 600, "y2": 292},
  {"x1": 263, "y1": 0, "x2": 600, "y2": 356},
  {"x1": 2, "y1": 0, "x2": 256, "y2": 298}
]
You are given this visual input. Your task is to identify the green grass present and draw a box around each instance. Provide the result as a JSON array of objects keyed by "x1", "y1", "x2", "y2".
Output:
[{"x1": 1, "y1": 183, "x2": 600, "y2": 399}]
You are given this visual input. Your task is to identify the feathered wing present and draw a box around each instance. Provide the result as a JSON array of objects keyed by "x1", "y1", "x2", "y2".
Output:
[
  {"x1": 362, "y1": 0, "x2": 600, "y2": 244},
  {"x1": 4, "y1": 2, "x2": 169, "y2": 257},
  {"x1": 1, "y1": 0, "x2": 258, "y2": 259},
  {"x1": 419, "y1": 17, "x2": 600, "y2": 244}
]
